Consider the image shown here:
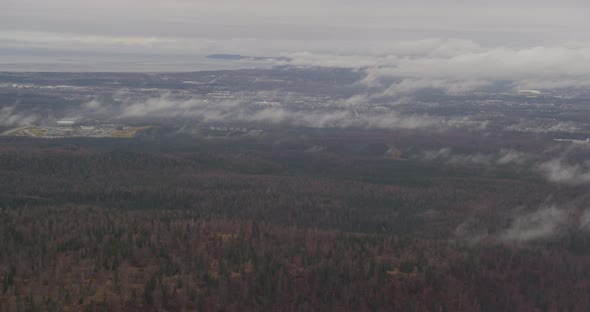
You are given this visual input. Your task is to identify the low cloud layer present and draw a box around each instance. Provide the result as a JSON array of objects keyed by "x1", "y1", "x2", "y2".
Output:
[
  {"x1": 5, "y1": 35, "x2": 590, "y2": 94},
  {"x1": 82, "y1": 94, "x2": 438, "y2": 130},
  {"x1": 350, "y1": 43, "x2": 590, "y2": 97}
]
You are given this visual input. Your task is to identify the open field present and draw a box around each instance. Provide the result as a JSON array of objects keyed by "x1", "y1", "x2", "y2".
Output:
[{"x1": 2, "y1": 125, "x2": 153, "y2": 139}]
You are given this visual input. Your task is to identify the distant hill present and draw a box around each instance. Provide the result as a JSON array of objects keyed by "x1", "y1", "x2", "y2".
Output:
[
  {"x1": 207, "y1": 54, "x2": 245, "y2": 60},
  {"x1": 207, "y1": 54, "x2": 291, "y2": 62}
]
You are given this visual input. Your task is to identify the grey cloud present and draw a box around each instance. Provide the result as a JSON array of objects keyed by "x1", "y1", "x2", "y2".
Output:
[
  {"x1": 2, "y1": 32, "x2": 590, "y2": 95},
  {"x1": 354, "y1": 44, "x2": 590, "y2": 96},
  {"x1": 2, "y1": 0, "x2": 590, "y2": 73},
  {"x1": 422, "y1": 148, "x2": 452, "y2": 162},
  {"x1": 501, "y1": 205, "x2": 569, "y2": 243},
  {"x1": 496, "y1": 149, "x2": 528, "y2": 165},
  {"x1": 421, "y1": 149, "x2": 590, "y2": 186},
  {"x1": 2, "y1": 1, "x2": 587, "y2": 43},
  {"x1": 83, "y1": 94, "x2": 438, "y2": 130},
  {"x1": 579, "y1": 210, "x2": 590, "y2": 230},
  {"x1": 3, "y1": 1, "x2": 590, "y2": 94},
  {"x1": 538, "y1": 159, "x2": 590, "y2": 185},
  {"x1": 505, "y1": 121, "x2": 584, "y2": 134},
  {"x1": 305, "y1": 145, "x2": 325, "y2": 153},
  {"x1": 0, "y1": 106, "x2": 39, "y2": 128},
  {"x1": 421, "y1": 148, "x2": 529, "y2": 166},
  {"x1": 456, "y1": 201, "x2": 590, "y2": 244},
  {"x1": 454, "y1": 216, "x2": 490, "y2": 245},
  {"x1": 273, "y1": 41, "x2": 590, "y2": 96}
]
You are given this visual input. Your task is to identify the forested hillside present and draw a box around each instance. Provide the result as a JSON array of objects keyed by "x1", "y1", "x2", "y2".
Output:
[{"x1": 1, "y1": 129, "x2": 589, "y2": 311}]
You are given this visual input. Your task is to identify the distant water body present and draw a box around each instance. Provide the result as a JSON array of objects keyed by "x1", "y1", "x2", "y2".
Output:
[{"x1": 0, "y1": 54, "x2": 273, "y2": 72}]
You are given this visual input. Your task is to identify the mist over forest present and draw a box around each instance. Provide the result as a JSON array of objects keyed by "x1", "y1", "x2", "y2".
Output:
[{"x1": 2, "y1": 0, "x2": 590, "y2": 311}]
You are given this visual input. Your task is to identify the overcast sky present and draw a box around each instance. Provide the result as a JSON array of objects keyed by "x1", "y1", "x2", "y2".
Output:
[{"x1": 1, "y1": 0, "x2": 590, "y2": 76}]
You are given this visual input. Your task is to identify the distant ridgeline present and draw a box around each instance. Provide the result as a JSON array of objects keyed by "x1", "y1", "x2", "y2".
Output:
[{"x1": 207, "y1": 54, "x2": 291, "y2": 62}]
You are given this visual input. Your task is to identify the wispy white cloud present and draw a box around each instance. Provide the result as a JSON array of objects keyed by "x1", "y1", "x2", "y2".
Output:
[
  {"x1": 456, "y1": 202, "x2": 590, "y2": 244},
  {"x1": 421, "y1": 148, "x2": 529, "y2": 166},
  {"x1": 82, "y1": 94, "x2": 438, "y2": 130},
  {"x1": 538, "y1": 159, "x2": 590, "y2": 185},
  {"x1": 501, "y1": 205, "x2": 569, "y2": 242},
  {"x1": 0, "y1": 106, "x2": 39, "y2": 127},
  {"x1": 348, "y1": 44, "x2": 590, "y2": 96}
]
